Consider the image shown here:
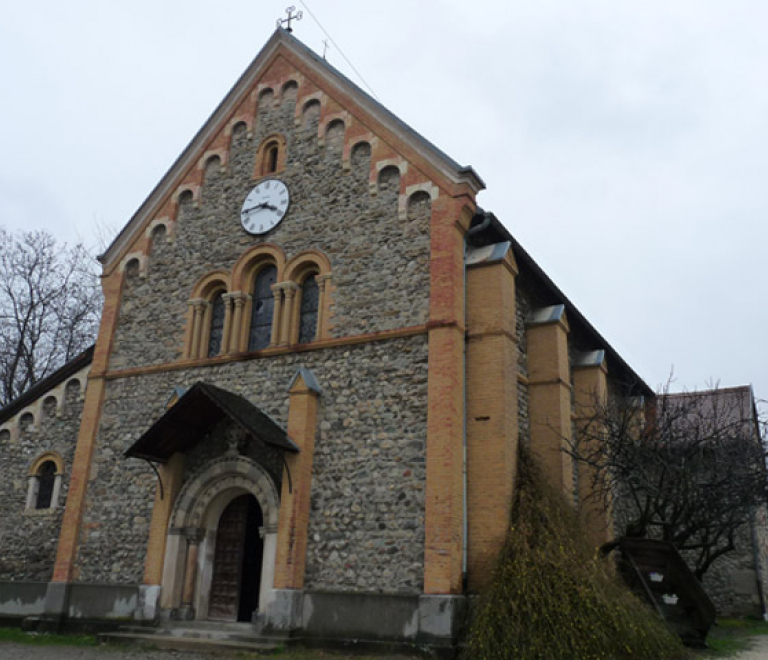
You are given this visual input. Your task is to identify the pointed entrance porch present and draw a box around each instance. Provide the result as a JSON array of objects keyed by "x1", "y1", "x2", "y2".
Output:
[{"x1": 124, "y1": 381, "x2": 300, "y2": 623}]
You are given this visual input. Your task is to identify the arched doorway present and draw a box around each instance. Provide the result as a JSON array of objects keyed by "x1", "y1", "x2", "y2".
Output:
[
  {"x1": 160, "y1": 456, "x2": 281, "y2": 622},
  {"x1": 208, "y1": 494, "x2": 263, "y2": 622}
]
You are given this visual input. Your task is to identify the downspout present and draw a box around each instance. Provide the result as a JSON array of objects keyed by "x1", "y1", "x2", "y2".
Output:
[{"x1": 462, "y1": 210, "x2": 492, "y2": 591}]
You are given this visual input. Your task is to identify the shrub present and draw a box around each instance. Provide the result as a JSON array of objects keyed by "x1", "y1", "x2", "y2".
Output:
[{"x1": 463, "y1": 446, "x2": 688, "y2": 660}]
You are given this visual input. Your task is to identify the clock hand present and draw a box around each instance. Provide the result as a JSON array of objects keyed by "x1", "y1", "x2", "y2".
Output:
[{"x1": 241, "y1": 202, "x2": 269, "y2": 214}]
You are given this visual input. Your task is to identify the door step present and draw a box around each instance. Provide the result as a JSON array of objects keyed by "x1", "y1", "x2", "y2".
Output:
[{"x1": 100, "y1": 622, "x2": 281, "y2": 653}]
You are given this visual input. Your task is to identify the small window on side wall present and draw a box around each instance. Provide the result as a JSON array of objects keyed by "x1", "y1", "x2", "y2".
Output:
[{"x1": 26, "y1": 454, "x2": 63, "y2": 513}]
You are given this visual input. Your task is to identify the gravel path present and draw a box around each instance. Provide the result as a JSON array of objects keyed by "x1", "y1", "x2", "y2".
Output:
[
  {"x1": 0, "y1": 645, "x2": 226, "y2": 660},
  {"x1": 731, "y1": 635, "x2": 768, "y2": 659}
]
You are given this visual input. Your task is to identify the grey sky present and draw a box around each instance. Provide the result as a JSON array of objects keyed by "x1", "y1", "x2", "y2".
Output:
[{"x1": 1, "y1": 1, "x2": 766, "y2": 403}]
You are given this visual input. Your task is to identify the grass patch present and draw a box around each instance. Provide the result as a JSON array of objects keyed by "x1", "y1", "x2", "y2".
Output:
[
  {"x1": 697, "y1": 618, "x2": 768, "y2": 657},
  {"x1": 463, "y1": 445, "x2": 690, "y2": 660},
  {"x1": 0, "y1": 627, "x2": 99, "y2": 647}
]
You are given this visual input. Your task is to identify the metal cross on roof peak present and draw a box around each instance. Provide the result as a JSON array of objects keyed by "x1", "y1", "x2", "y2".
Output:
[{"x1": 277, "y1": 6, "x2": 303, "y2": 33}]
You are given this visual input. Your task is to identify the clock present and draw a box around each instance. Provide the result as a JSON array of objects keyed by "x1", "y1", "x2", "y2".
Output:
[{"x1": 240, "y1": 179, "x2": 290, "y2": 235}]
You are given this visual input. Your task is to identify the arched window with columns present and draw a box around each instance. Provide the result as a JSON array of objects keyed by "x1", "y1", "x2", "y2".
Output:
[
  {"x1": 185, "y1": 271, "x2": 230, "y2": 360},
  {"x1": 283, "y1": 250, "x2": 332, "y2": 346},
  {"x1": 26, "y1": 452, "x2": 64, "y2": 512}
]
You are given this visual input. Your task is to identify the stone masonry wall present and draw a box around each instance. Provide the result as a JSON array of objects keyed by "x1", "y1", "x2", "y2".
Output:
[
  {"x1": 0, "y1": 381, "x2": 86, "y2": 580},
  {"x1": 75, "y1": 335, "x2": 428, "y2": 593},
  {"x1": 109, "y1": 81, "x2": 431, "y2": 371}
]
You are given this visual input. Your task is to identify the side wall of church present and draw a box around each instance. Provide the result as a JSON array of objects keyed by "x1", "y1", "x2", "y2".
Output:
[
  {"x1": 74, "y1": 335, "x2": 428, "y2": 592},
  {"x1": 0, "y1": 380, "x2": 86, "y2": 580}
]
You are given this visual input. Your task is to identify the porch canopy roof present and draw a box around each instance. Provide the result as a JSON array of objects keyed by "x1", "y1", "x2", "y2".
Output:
[{"x1": 123, "y1": 381, "x2": 298, "y2": 463}]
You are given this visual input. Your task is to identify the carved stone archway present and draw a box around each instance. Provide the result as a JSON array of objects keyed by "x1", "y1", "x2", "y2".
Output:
[{"x1": 160, "y1": 456, "x2": 280, "y2": 620}]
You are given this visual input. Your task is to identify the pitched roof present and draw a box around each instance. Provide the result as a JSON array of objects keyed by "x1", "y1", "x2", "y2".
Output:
[
  {"x1": 100, "y1": 27, "x2": 484, "y2": 270},
  {"x1": 470, "y1": 211, "x2": 654, "y2": 397},
  {"x1": 123, "y1": 381, "x2": 298, "y2": 462},
  {"x1": 0, "y1": 345, "x2": 94, "y2": 425}
]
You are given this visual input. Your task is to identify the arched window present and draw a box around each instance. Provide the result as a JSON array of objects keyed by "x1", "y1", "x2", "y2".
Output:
[
  {"x1": 26, "y1": 453, "x2": 64, "y2": 512},
  {"x1": 298, "y1": 275, "x2": 319, "y2": 344},
  {"x1": 248, "y1": 266, "x2": 277, "y2": 351},
  {"x1": 265, "y1": 143, "x2": 279, "y2": 174},
  {"x1": 254, "y1": 135, "x2": 286, "y2": 178},
  {"x1": 36, "y1": 461, "x2": 56, "y2": 509},
  {"x1": 207, "y1": 292, "x2": 226, "y2": 357}
]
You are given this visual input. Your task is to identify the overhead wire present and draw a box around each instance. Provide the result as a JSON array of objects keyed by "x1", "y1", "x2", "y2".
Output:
[{"x1": 297, "y1": 0, "x2": 381, "y2": 102}]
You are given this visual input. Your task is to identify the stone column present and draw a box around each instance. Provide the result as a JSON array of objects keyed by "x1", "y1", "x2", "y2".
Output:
[
  {"x1": 259, "y1": 524, "x2": 279, "y2": 613},
  {"x1": 270, "y1": 284, "x2": 285, "y2": 347},
  {"x1": 180, "y1": 529, "x2": 203, "y2": 619},
  {"x1": 315, "y1": 274, "x2": 332, "y2": 339},
  {"x1": 188, "y1": 299, "x2": 207, "y2": 360},
  {"x1": 572, "y1": 351, "x2": 613, "y2": 549},
  {"x1": 228, "y1": 292, "x2": 249, "y2": 354},
  {"x1": 220, "y1": 294, "x2": 235, "y2": 355},
  {"x1": 278, "y1": 283, "x2": 299, "y2": 346},
  {"x1": 527, "y1": 305, "x2": 574, "y2": 500}
]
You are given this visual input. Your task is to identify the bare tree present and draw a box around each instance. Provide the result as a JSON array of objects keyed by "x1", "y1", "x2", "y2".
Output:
[
  {"x1": 570, "y1": 381, "x2": 768, "y2": 579},
  {"x1": 0, "y1": 227, "x2": 102, "y2": 407}
]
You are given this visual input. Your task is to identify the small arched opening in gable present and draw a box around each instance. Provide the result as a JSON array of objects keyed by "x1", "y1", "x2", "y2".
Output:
[
  {"x1": 378, "y1": 165, "x2": 401, "y2": 194},
  {"x1": 42, "y1": 395, "x2": 58, "y2": 419},
  {"x1": 232, "y1": 121, "x2": 248, "y2": 142},
  {"x1": 351, "y1": 142, "x2": 371, "y2": 180},
  {"x1": 125, "y1": 258, "x2": 141, "y2": 279},
  {"x1": 19, "y1": 412, "x2": 34, "y2": 433},
  {"x1": 301, "y1": 99, "x2": 321, "y2": 129},
  {"x1": 65, "y1": 378, "x2": 81, "y2": 403},
  {"x1": 325, "y1": 119, "x2": 345, "y2": 157},
  {"x1": 203, "y1": 155, "x2": 221, "y2": 186},
  {"x1": 281, "y1": 80, "x2": 298, "y2": 104},
  {"x1": 150, "y1": 223, "x2": 168, "y2": 250}
]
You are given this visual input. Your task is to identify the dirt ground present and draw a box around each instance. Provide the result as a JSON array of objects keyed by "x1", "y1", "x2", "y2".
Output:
[{"x1": 0, "y1": 642, "x2": 421, "y2": 660}]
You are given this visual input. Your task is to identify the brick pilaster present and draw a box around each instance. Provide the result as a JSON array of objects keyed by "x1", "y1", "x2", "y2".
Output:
[
  {"x1": 274, "y1": 368, "x2": 320, "y2": 589},
  {"x1": 465, "y1": 243, "x2": 519, "y2": 590},
  {"x1": 424, "y1": 199, "x2": 473, "y2": 595},
  {"x1": 526, "y1": 305, "x2": 574, "y2": 500},
  {"x1": 572, "y1": 352, "x2": 613, "y2": 549},
  {"x1": 142, "y1": 452, "x2": 186, "y2": 586},
  {"x1": 53, "y1": 269, "x2": 124, "y2": 582}
]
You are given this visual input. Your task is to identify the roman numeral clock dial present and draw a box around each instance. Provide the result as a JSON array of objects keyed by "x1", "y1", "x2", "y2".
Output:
[{"x1": 240, "y1": 179, "x2": 290, "y2": 235}]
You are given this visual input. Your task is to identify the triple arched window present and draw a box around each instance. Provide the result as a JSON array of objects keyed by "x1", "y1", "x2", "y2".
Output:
[{"x1": 185, "y1": 248, "x2": 331, "y2": 360}]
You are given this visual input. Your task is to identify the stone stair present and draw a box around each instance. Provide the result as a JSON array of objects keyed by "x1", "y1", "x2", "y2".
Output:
[{"x1": 99, "y1": 620, "x2": 283, "y2": 653}]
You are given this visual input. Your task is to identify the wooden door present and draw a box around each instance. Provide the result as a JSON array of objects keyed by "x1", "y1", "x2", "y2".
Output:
[{"x1": 208, "y1": 496, "x2": 248, "y2": 620}]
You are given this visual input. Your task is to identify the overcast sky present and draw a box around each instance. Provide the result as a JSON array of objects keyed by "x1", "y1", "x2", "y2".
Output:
[{"x1": 1, "y1": 1, "x2": 766, "y2": 404}]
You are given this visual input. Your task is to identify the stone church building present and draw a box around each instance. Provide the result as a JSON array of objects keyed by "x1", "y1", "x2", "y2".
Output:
[{"x1": 0, "y1": 28, "x2": 763, "y2": 649}]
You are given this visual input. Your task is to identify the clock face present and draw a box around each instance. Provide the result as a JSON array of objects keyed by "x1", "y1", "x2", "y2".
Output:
[{"x1": 240, "y1": 179, "x2": 290, "y2": 235}]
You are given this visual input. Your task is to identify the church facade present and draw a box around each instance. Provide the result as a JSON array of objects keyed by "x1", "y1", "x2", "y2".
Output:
[{"x1": 0, "y1": 29, "x2": 762, "y2": 649}]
